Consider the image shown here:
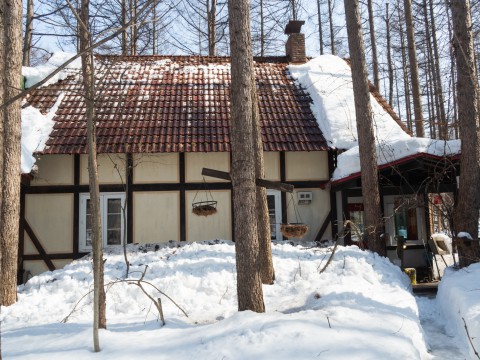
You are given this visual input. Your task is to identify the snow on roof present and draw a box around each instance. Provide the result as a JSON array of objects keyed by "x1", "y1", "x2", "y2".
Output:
[
  {"x1": 332, "y1": 137, "x2": 461, "y2": 182},
  {"x1": 288, "y1": 55, "x2": 411, "y2": 150},
  {"x1": 289, "y1": 55, "x2": 461, "y2": 182},
  {"x1": 22, "y1": 52, "x2": 81, "y2": 89},
  {"x1": 21, "y1": 93, "x2": 65, "y2": 173}
]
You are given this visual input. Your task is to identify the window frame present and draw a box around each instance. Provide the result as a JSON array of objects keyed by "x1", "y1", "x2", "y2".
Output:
[
  {"x1": 79, "y1": 192, "x2": 126, "y2": 252},
  {"x1": 267, "y1": 189, "x2": 282, "y2": 241}
]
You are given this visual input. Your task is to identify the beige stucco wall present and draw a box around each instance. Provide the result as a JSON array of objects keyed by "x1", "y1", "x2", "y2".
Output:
[
  {"x1": 133, "y1": 191, "x2": 180, "y2": 243},
  {"x1": 31, "y1": 155, "x2": 74, "y2": 186},
  {"x1": 186, "y1": 190, "x2": 231, "y2": 242},
  {"x1": 80, "y1": 154, "x2": 125, "y2": 185},
  {"x1": 286, "y1": 188, "x2": 331, "y2": 241},
  {"x1": 23, "y1": 260, "x2": 49, "y2": 279},
  {"x1": 186, "y1": 152, "x2": 230, "y2": 182},
  {"x1": 133, "y1": 153, "x2": 179, "y2": 183},
  {"x1": 25, "y1": 194, "x2": 73, "y2": 254},
  {"x1": 264, "y1": 152, "x2": 280, "y2": 180},
  {"x1": 285, "y1": 151, "x2": 329, "y2": 181}
]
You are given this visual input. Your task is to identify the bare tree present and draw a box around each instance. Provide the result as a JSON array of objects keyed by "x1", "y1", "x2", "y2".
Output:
[
  {"x1": 23, "y1": 0, "x2": 34, "y2": 66},
  {"x1": 367, "y1": 0, "x2": 379, "y2": 91},
  {"x1": 317, "y1": 0, "x2": 324, "y2": 55},
  {"x1": 386, "y1": 2, "x2": 394, "y2": 105},
  {"x1": 228, "y1": 0, "x2": 265, "y2": 312},
  {"x1": 451, "y1": 0, "x2": 480, "y2": 267},
  {"x1": 404, "y1": 0, "x2": 425, "y2": 137},
  {"x1": 344, "y1": 0, "x2": 385, "y2": 256},
  {"x1": 328, "y1": 0, "x2": 336, "y2": 54},
  {"x1": 79, "y1": 0, "x2": 107, "y2": 351},
  {"x1": 1, "y1": 0, "x2": 23, "y2": 307}
]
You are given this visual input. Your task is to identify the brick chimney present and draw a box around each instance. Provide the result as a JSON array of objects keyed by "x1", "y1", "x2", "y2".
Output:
[{"x1": 285, "y1": 20, "x2": 306, "y2": 63}]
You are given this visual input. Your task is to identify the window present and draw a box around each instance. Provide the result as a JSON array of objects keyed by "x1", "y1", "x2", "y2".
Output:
[
  {"x1": 385, "y1": 196, "x2": 423, "y2": 245},
  {"x1": 267, "y1": 190, "x2": 282, "y2": 240},
  {"x1": 79, "y1": 193, "x2": 126, "y2": 252},
  {"x1": 347, "y1": 203, "x2": 365, "y2": 242}
]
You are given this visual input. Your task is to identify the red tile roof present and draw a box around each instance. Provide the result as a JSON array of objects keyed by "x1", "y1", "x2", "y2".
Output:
[{"x1": 25, "y1": 55, "x2": 329, "y2": 154}]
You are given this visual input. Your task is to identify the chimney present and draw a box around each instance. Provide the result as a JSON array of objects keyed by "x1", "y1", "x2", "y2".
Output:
[{"x1": 285, "y1": 20, "x2": 306, "y2": 63}]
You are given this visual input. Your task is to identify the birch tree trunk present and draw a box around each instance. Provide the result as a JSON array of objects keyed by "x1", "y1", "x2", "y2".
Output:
[
  {"x1": 1, "y1": 0, "x2": 22, "y2": 306},
  {"x1": 79, "y1": 0, "x2": 107, "y2": 351},
  {"x1": 227, "y1": 0, "x2": 265, "y2": 312},
  {"x1": 451, "y1": 0, "x2": 480, "y2": 267},
  {"x1": 22, "y1": 0, "x2": 34, "y2": 67},
  {"x1": 404, "y1": 0, "x2": 425, "y2": 137},
  {"x1": 344, "y1": 0, "x2": 385, "y2": 256}
]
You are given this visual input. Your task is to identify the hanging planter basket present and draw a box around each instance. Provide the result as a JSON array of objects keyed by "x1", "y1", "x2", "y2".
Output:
[
  {"x1": 281, "y1": 223, "x2": 309, "y2": 239},
  {"x1": 192, "y1": 200, "x2": 218, "y2": 216}
]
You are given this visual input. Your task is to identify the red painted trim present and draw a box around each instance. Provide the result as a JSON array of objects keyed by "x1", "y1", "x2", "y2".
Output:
[{"x1": 332, "y1": 152, "x2": 459, "y2": 186}]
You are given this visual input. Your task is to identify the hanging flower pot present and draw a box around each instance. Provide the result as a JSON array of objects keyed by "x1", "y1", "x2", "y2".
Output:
[
  {"x1": 192, "y1": 200, "x2": 218, "y2": 216},
  {"x1": 281, "y1": 223, "x2": 309, "y2": 239}
]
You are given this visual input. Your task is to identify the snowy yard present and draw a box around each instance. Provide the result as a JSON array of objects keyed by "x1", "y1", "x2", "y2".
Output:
[{"x1": 2, "y1": 241, "x2": 479, "y2": 359}]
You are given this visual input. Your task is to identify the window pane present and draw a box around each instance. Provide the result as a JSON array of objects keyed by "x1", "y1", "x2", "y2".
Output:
[
  {"x1": 267, "y1": 195, "x2": 276, "y2": 240},
  {"x1": 86, "y1": 199, "x2": 92, "y2": 248},
  {"x1": 107, "y1": 229, "x2": 121, "y2": 245},
  {"x1": 108, "y1": 198, "x2": 122, "y2": 214},
  {"x1": 108, "y1": 214, "x2": 121, "y2": 229}
]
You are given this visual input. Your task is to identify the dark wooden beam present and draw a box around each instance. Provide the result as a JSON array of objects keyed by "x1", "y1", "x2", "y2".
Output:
[
  {"x1": 23, "y1": 220, "x2": 56, "y2": 271},
  {"x1": 127, "y1": 154, "x2": 134, "y2": 244},
  {"x1": 314, "y1": 209, "x2": 332, "y2": 242},
  {"x1": 179, "y1": 153, "x2": 186, "y2": 242},
  {"x1": 201, "y1": 167, "x2": 294, "y2": 193},
  {"x1": 280, "y1": 152, "x2": 288, "y2": 237},
  {"x1": 18, "y1": 189, "x2": 26, "y2": 284},
  {"x1": 73, "y1": 154, "x2": 80, "y2": 257}
]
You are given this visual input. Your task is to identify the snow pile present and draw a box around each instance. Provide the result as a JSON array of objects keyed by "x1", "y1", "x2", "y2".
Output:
[
  {"x1": 2, "y1": 242, "x2": 430, "y2": 359},
  {"x1": 22, "y1": 52, "x2": 81, "y2": 88},
  {"x1": 332, "y1": 138, "x2": 461, "y2": 181},
  {"x1": 21, "y1": 93, "x2": 64, "y2": 173},
  {"x1": 288, "y1": 55, "x2": 410, "y2": 149},
  {"x1": 437, "y1": 263, "x2": 480, "y2": 359}
]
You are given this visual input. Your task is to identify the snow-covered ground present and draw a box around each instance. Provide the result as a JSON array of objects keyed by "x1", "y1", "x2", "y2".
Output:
[
  {"x1": 3, "y1": 242, "x2": 434, "y2": 359},
  {"x1": 3, "y1": 241, "x2": 478, "y2": 359},
  {"x1": 437, "y1": 263, "x2": 480, "y2": 359}
]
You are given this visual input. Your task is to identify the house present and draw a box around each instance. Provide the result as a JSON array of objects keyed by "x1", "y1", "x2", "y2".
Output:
[{"x1": 19, "y1": 21, "x2": 459, "y2": 282}]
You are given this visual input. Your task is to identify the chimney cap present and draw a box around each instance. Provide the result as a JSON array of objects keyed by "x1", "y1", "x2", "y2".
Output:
[{"x1": 285, "y1": 20, "x2": 305, "y2": 35}]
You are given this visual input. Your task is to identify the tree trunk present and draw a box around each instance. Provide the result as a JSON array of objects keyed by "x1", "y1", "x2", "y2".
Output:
[
  {"x1": 446, "y1": 0, "x2": 459, "y2": 138},
  {"x1": 252, "y1": 72, "x2": 274, "y2": 285},
  {"x1": 152, "y1": 0, "x2": 157, "y2": 55},
  {"x1": 367, "y1": 0, "x2": 379, "y2": 91},
  {"x1": 122, "y1": 0, "x2": 128, "y2": 55},
  {"x1": 22, "y1": 0, "x2": 34, "y2": 67},
  {"x1": 317, "y1": 0, "x2": 324, "y2": 55},
  {"x1": 386, "y1": 3, "x2": 394, "y2": 106},
  {"x1": 404, "y1": 0, "x2": 425, "y2": 137},
  {"x1": 207, "y1": 0, "x2": 217, "y2": 56},
  {"x1": 423, "y1": 0, "x2": 437, "y2": 138},
  {"x1": 451, "y1": 0, "x2": 480, "y2": 267},
  {"x1": 79, "y1": 0, "x2": 107, "y2": 351},
  {"x1": 227, "y1": 0, "x2": 265, "y2": 312},
  {"x1": 429, "y1": 0, "x2": 447, "y2": 139},
  {"x1": 398, "y1": 7, "x2": 412, "y2": 132},
  {"x1": 344, "y1": 0, "x2": 385, "y2": 256},
  {"x1": 260, "y1": 0, "x2": 264, "y2": 57},
  {"x1": 328, "y1": 0, "x2": 335, "y2": 55},
  {"x1": 1, "y1": 0, "x2": 22, "y2": 307}
]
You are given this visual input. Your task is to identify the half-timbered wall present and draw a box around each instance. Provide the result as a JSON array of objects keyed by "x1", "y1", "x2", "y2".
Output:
[{"x1": 20, "y1": 150, "x2": 332, "y2": 280}]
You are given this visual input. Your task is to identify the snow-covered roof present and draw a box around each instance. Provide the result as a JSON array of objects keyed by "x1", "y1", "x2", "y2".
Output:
[
  {"x1": 288, "y1": 55, "x2": 411, "y2": 150},
  {"x1": 289, "y1": 55, "x2": 461, "y2": 182},
  {"x1": 332, "y1": 138, "x2": 461, "y2": 182}
]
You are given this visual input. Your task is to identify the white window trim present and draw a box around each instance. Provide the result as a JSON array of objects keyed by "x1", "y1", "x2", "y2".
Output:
[
  {"x1": 267, "y1": 189, "x2": 282, "y2": 241},
  {"x1": 79, "y1": 192, "x2": 126, "y2": 252}
]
